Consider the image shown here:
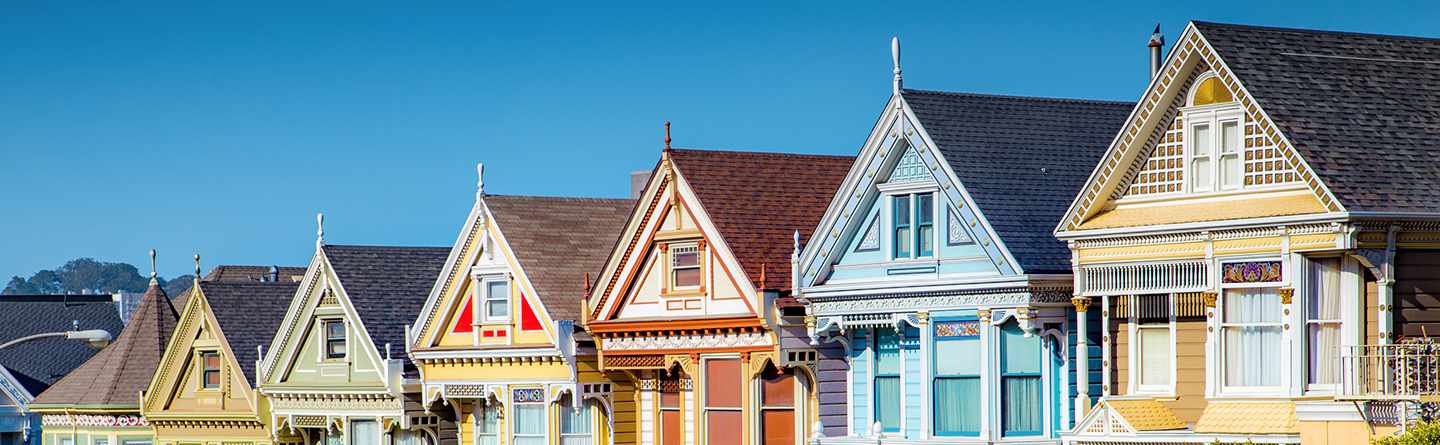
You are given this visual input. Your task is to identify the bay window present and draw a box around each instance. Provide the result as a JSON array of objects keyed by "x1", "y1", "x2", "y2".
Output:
[
  {"x1": 1000, "y1": 323, "x2": 1041, "y2": 436},
  {"x1": 873, "y1": 328, "x2": 902, "y2": 433},
  {"x1": 891, "y1": 193, "x2": 935, "y2": 259},
  {"x1": 1221, "y1": 288, "x2": 1283, "y2": 389},
  {"x1": 1307, "y1": 258, "x2": 1342, "y2": 388},
  {"x1": 704, "y1": 358, "x2": 743, "y2": 443},
  {"x1": 932, "y1": 319, "x2": 980, "y2": 436}
]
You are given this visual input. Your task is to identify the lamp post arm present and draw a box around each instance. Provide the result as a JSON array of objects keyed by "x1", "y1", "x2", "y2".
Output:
[{"x1": 0, "y1": 332, "x2": 69, "y2": 351}]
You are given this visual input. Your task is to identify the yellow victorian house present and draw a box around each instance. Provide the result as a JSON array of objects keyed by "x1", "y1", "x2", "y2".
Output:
[
  {"x1": 407, "y1": 165, "x2": 635, "y2": 445},
  {"x1": 1057, "y1": 21, "x2": 1440, "y2": 445},
  {"x1": 258, "y1": 232, "x2": 456, "y2": 444},
  {"x1": 143, "y1": 263, "x2": 303, "y2": 445}
]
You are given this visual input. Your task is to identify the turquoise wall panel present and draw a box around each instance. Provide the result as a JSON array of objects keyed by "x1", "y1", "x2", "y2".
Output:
[
  {"x1": 902, "y1": 326, "x2": 922, "y2": 439},
  {"x1": 850, "y1": 329, "x2": 870, "y2": 435}
]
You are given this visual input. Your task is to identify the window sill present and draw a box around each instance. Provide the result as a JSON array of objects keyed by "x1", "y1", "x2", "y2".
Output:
[{"x1": 662, "y1": 288, "x2": 704, "y2": 298}]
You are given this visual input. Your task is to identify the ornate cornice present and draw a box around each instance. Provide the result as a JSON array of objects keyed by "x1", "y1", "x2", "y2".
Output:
[{"x1": 808, "y1": 289, "x2": 1070, "y2": 316}]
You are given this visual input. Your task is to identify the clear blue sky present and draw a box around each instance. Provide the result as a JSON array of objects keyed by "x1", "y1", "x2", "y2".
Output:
[{"x1": 3, "y1": 1, "x2": 1437, "y2": 280}]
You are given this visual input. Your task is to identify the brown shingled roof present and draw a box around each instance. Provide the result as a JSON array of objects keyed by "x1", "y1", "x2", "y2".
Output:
[
  {"x1": 485, "y1": 195, "x2": 635, "y2": 322},
  {"x1": 667, "y1": 149, "x2": 853, "y2": 293},
  {"x1": 31, "y1": 280, "x2": 178, "y2": 408}
]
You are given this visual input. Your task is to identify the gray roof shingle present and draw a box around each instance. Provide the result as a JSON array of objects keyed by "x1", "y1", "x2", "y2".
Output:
[
  {"x1": 29, "y1": 284, "x2": 173, "y2": 407},
  {"x1": 197, "y1": 277, "x2": 299, "y2": 387},
  {"x1": 0, "y1": 295, "x2": 124, "y2": 397},
  {"x1": 1194, "y1": 21, "x2": 1440, "y2": 213},
  {"x1": 322, "y1": 245, "x2": 449, "y2": 365},
  {"x1": 484, "y1": 195, "x2": 635, "y2": 322},
  {"x1": 902, "y1": 90, "x2": 1133, "y2": 274}
]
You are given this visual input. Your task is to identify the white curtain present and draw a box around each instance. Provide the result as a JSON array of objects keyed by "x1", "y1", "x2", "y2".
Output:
[
  {"x1": 350, "y1": 420, "x2": 379, "y2": 445},
  {"x1": 560, "y1": 396, "x2": 593, "y2": 445},
  {"x1": 1139, "y1": 327, "x2": 1172, "y2": 386},
  {"x1": 1308, "y1": 258, "x2": 1343, "y2": 385},
  {"x1": 1223, "y1": 288, "x2": 1283, "y2": 387},
  {"x1": 512, "y1": 404, "x2": 547, "y2": 445},
  {"x1": 391, "y1": 430, "x2": 432, "y2": 445},
  {"x1": 475, "y1": 404, "x2": 499, "y2": 445}
]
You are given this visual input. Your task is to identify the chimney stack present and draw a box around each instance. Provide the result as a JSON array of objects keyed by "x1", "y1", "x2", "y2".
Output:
[
  {"x1": 269, "y1": 265, "x2": 280, "y2": 283},
  {"x1": 629, "y1": 170, "x2": 651, "y2": 199},
  {"x1": 1148, "y1": 24, "x2": 1165, "y2": 78}
]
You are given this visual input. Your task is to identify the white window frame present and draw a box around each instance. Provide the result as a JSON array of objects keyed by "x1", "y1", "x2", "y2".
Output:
[
  {"x1": 477, "y1": 275, "x2": 510, "y2": 323},
  {"x1": 559, "y1": 394, "x2": 594, "y2": 445},
  {"x1": 511, "y1": 388, "x2": 548, "y2": 445},
  {"x1": 474, "y1": 400, "x2": 500, "y2": 445},
  {"x1": 878, "y1": 183, "x2": 940, "y2": 262},
  {"x1": 349, "y1": 418, "x2": 381, "y2": 445},
  {"x1": 701, "y1": 354, "x2": 744, "y2": 443},
  {"x1": 1128, "y1": 294, "x2": 1177, "y2": 396},
  {"x1": 1182, "y1": 103, "x2": 1244, "y2": 194},
  {"x1": 322, "y1": 319, "x2": 346, "y2": 360},
  {"x1": 669, "y1": 242, "x2": 702, "y2": 291},
  {"x1": 1214, "y1": 257, "x2": 1290, "y2": 397},
  {"x1": 1304, "y1": 256, "x2": 1344, "y2": 394}
]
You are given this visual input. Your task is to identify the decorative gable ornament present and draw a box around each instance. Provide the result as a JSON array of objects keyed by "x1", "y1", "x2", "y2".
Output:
[
  {"x1": 946, "y1": 210, "x2": 972, "y2": 245},
  {"x1": 885, "y1": 146, "x2": 930, "y2": 183},
  {"x1": 856, "y1": 214, "x2": 880, "y2": 252}
]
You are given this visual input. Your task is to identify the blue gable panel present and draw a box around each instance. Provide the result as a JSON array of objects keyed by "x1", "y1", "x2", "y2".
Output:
[
  {"x1": 850, "y1": 329, "x2": 871, "y2": 436},
  {"x1": 902, "y1": 326, "x2": 922, "y2": 439}
]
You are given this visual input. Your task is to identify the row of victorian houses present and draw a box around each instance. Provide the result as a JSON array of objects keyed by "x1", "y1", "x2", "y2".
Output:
[{"x1": 12, "y1": 20, "x2": 1440, "y2": 445}]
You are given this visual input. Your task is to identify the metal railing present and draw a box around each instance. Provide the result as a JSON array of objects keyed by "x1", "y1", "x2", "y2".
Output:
[{"x1": 1340, "y1": 343, "x2": 1440, "y2": 400}]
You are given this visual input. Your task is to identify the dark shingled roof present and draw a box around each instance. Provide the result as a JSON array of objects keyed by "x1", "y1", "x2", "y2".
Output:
[
  {"x1": 30, "y1": 283, "x2": 173, "y2": 407},
  {"x1": 0, "y1": 295, "x2": 122, "y2": 396},
  {"x1": 902, "y1": 90, "x2": 1132, "y2": 274},
  {"x1": 484, "y1": 195, "x2": 635, "y2": 322},
  {"x1": 204, "y1": 265, "x2": 308, "y2": 283},
  {"x1": 1193, "y1": 21, "x2": 1440, "y2": 213},
  {"x1": 197, "y1": 277, "x2": 299, "y2": 387},
  {"x1": 668, "y1": 149, "x2": 854, "y2": 293},
  {"x1": 322, "y1": 245, "x2": 449, "y2": 364}
]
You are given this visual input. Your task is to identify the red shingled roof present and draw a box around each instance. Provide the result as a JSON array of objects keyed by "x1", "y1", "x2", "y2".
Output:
[
  {"x1": 31, "y1": 279, "x2": 178, "y2": 408},
  {"x1": 667, "y1": 148, "x2": 853, "y2": 294}
]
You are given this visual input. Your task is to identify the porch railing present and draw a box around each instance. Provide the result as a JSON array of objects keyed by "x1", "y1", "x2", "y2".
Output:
[{"x1": 1339, "y1": 343, "x2": 1440, "y2": 400}]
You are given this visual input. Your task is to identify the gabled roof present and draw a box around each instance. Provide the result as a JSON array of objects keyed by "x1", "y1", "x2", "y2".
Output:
[
  {"x1": 30, "y1": 283, "x2": 173, "y2": 407},
  {"x1": 668, "y1": 149, "x2": 853, "y2": 293},
  {"x1": 902, "y1": 90, "x2": 1132, "y2": 273},
  {"x1": 1192, "y1": 21, "x2": 1440, "y2": 213},
  {"x1": 484, "y1": 195, "x2": 634, "y2": 322},
  {"x1": 321, "y1": 245, "x2": 449, "y2": 363},
  {"x1": 197, "y1": 276, "x2": 299, "y2": 387}
]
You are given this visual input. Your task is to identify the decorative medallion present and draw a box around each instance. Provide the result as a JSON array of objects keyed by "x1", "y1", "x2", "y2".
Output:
[
  {"x1": 513, "y1": 387, "x2": 544, "y2": 403},
  {"x1": 934, "y1": 320, "x2": 980, "y2": 338},
  {"x1": 1221, "y1": 261, "x2": 1283, "y2": 283},
  {"x1": 947, "y1": 210, "x2": 972, "y2": 245}
]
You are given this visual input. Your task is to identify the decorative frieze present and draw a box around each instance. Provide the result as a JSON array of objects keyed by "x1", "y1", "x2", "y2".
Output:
[
  {"x1": 600, "y1": 331, "x2": 772, "y2": 351},
  {"x1": 808, "y1": 289, "x2": 1070, "y2": 316},
  {"x1": 42, "y1": 414, "x2": 149, "y2": 428}
]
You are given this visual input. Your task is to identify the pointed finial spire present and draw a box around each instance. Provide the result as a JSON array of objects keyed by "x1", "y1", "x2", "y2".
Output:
[
  {"x1": 792, "y1": 230, "x2": 801, "y2": 258},
  {"x1": 476, "y1": 162, "x2": 485, "y2": 200},
  {"x1": 1148, "y1": 24, "x2": 1164, "y2": 47},
  {"x1": 193, "y1": 253, "x2": 201, "y2": 277},
  {"x1": 316, "y1": 213, "x2": 325, "y2": 248},
  {"x1": 891, "y1": 36, "x2": 902, "y2": 95},
  {"x1": 583, "y1": 272, "x2": 592, "y2": 296},
  {"x1": 759, "y1": 262, "x2": 768, "y2": 290},
  {"x1": 149, "y1": 249, "x2": 158, "y2": 283},
  {"x1": 663, "y1": 121, "x2": 672, "y2": 152}
]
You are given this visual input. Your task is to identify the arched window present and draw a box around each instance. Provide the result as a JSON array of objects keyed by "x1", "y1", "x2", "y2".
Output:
[
  {"x1": 759, "y1": 364, "x2": 802, "y2": 445},
  {"x1": 1184, "y1": 73, "x2": 1243, "y2": 193},
  {"x1": 1189, "y1": 75, "x2": 1235, "y2": 106}
]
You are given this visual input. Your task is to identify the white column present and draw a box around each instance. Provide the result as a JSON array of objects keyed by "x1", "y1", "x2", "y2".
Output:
[{"x1": 1071, "y1": 297, "x2": 1092, "y2": 420}]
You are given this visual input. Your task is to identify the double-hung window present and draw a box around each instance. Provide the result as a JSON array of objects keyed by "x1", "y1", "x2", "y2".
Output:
[
  {"x1": 659, "y1": 374, "x2": 682, "y2": 445},
  {"x1": 670, "y1": 243, "x2": 702, "y2": 289},
  {"x1": 704, "y1": 358, "x2": 744, "y2": 443},
  {"x1": 349, "y1": 419, "x2": 379, "y2": 445},
  {"x1": 475, "y1": 403, "x2": 499, "y2": 445},
  {"x1": 891, "y1": 193, "x2": 934, "y2": 259},
  {"x1": 873, "y1": 328, "x2": 902, "y2": 433},
  {"x1": 559, "y1": 395, "x2": 593, "y2": 445},
  {"x1": 759, "y1": 365, "x2": 798, "y2": 445},
  {"x1": 481, "y1": 277, "x2": 509, "y2": 322},
  {"x1": 201, "y1": 351, "x2": 221, "y2": 389},
  {"x1": 932, "y1": 320, "x2": 980, "y2": 436},
  {"x1": 1000, "y1": 323, "x2": 1041, "y2": 436},
  {"x1": 1134, "y1": 294, "x2": 1173, "y2": 392},
  {"x1": 511, "y1": 389, "x2": 546, "y2": 445},
  {"x1": 1307, "y1": 258, "x2": 1343, "y2": 388},
  {"x1": 324, "y1": 320, "x2": 345, "y2": 359},
  {"x1": 1221, "y1": 288, "x2": 1284, "y2": 389},
  {"x1": 1186, "y1": 107, "x2": 1243, "y2": 193}
]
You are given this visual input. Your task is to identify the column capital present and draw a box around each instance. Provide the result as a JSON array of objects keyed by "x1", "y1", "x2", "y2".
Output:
[{"x1": 1070, "y1": 296, "x2": 1092, "y2": 313}]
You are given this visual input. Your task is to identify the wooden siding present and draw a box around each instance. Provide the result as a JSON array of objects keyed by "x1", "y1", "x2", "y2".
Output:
[
  {"x1": 816, "y1": 340, "x2": 848, "y2": 437},
  {"x1": 1111, "y1": 318, "x2": 1206, "y2": 425},
  {"x1": 1395, "y1": 250, "x2": 1440, "y2": 338}
]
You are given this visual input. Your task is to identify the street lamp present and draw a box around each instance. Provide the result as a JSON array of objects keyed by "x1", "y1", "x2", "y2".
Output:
[{"x1": 0, "y1": 329, "x2": 113, "y2": 351}]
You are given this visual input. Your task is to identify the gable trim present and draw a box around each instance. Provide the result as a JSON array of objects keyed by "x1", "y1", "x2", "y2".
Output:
[
  {"x1": 0, "y1": 366, "x2": 34, "y2": 407},
  {"x1": 411, "y1": 199, "x2": 488, "y2": 350},
  {"x1": 1057, "y1": 22, "x2": 1344, "y2": 234},
  {"x1": 142, "y1": 285, "x2": 261, "y2": 418},
  {"x1": 259, "y1": 249, "x2": 393, "y2": 389}
]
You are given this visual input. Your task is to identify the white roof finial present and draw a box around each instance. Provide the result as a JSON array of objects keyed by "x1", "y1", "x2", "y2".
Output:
[
  {"x1": 476, "y1": 162, "x2": 485, "y2": 200},
  {"x1": 193, "y1": 253, "x2": 202, "y2": 277},
  {"x1": 891, "y1": 36, "x2": 903, "y2": 95},
  {"x1": 316, "y1": 213, "x2": 325, "y2": 248},
  {"x1": 149, "y1": 249, "x2": 158, "y2": 281},
  {"x1": 792, "y1": 230, "x2": 801, "y2": 258}
]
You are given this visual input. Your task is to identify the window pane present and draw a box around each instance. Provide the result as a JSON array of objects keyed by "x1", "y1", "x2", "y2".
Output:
[
  {"x1": 1308, "y1": 258, "x2": 1342, "y2": 320},
  {"x1": 874, "y1": 376, "x2": 901, "y2": 431},
  {"x1": 326, "y1": 321, "x2": 345, "y2": 338},
  {"x1": 486, "y1": 281, "x2": 508, "y2": 301},
  {"x1": 917, "y1": 194, "x2": 933, "y2": 224},
  {"x1": 875, "y1": 329, "x2": 901, "y2": 375},
  {"x1": 1224, "y1": 325, "x2": 1282, "y2": 386},
  {"x1": 1308, "y1": 258, "x2": 1343, "y2": 386},
  {"x1": 350, "y1": 420, "x2": 378, "y2": 445},
  {"x1": 560, "y1": 397, "x2": 592, "y2": 434},
  {"x1": 934, "y1": 377, "x2": 980, "y2": 435},
  {"x1": 705, "y1": 410, "x2": 743, "y2": 444},
  {"x1": 1221, "y1": 154, "x2": 1241, "y2": 190},
  {"x1": 1224, "y1": 288, "x2": 1281, "y2": 323},
  {"x1": 705, "y1": 358, "x2": 741, "y2": 408},
  {"x1": 661, "y1": 409, "x2": 682, "y2": 445},
  {"x1": 672, "y1": 247, "x2": 699, "y2": 268},
  {"x1": 894, "y1": 196, "x2": 910, "y2": 225},
  {"x1": 761, "y1": 409, "x2": 795, "y2": 445},
  {"x1": 935, "y1": 337, "x2": 980, "y2": 376},
  {"x1": 673, "y1": 267, "x2": 701, "y2": 288},
  {"x1": 204, "y1": 353, "x2": 220, "y2": 369},
  {"x1": 1192, "y1": 124, "x2": 1211, "y2": 156},
  {"x1": 918, "y1": 224, "x2": 934, "y2": 257},
  {"x1": 1139, "y1": 327, "x2": 1171, "y2": 386},
  {"x1": 893, "y1": 196, "x2": 911, "y2": 258},
  {"x1": 1220, "y1": 121, "x2": 1240, "y2": 153},
  {"x1": 1001, "y1": 324, "x2": 1040, "y2": 374},
  {"x1": 328, "y1": 339, "x2": 345, "y2": 358},
  {"x1": 1309, "y1": 323, "x2": 1341, "y2": 385},
  {"x1": 513, "y1": 404, "x2": 546, "y2": 445},
  {"x1": 1192, "y1": 158, "x2": 1212, "y2": 191},
  {"x1": 761, "y1": 367, "x2": 795, "y2": 406},
  {"x1": 894, "y1": 227, "x2": 911, "y2": 257},
  {"x1": 1002, "y1": 376, "x2": 1042, "y2": 435}
]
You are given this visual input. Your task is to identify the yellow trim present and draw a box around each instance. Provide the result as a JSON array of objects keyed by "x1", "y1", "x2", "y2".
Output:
[{"x1": 1079, "y1": 193, "x2": 1326, "y2": 230}]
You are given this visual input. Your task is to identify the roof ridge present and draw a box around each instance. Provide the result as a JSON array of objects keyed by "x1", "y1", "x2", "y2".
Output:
[
  {"x1": 901, "y1": 88, "x2": 1133, "y2": 106},
  {"x1": 324, "y1": 244, "x2": 450, "y2": 250},
  {"x1": 1192, "y1": 20, "x2": 1440, "y2": 44},
  {"x1": 667, "y1": 147, "x2": 854, "y2": 159},
  {"x1": 484, "y1": 194, "x2": 634, "y2": 202}
]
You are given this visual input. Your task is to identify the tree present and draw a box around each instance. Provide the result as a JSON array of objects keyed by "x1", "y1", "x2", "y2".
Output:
[{"x1": 3, "y1": 258, "x2": 151, "y2": 295}]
